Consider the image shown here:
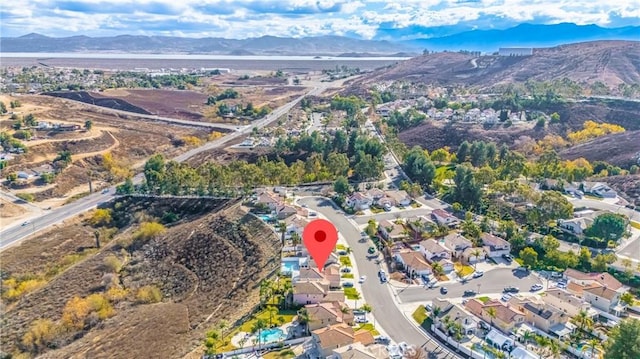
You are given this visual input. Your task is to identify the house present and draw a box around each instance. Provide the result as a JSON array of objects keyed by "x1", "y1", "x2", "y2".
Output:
[
  {"x1": 255, "y1": 191, "x2": 281, "y2": 210},
  {"x1": 563, "y1": 269, "x2": 624, "y2": 292},
  {"x1": 345, "y1": 192, "x2": 373, "y2": 211},
  {"x1": 293, "y1": 279, "x2": 345, "y2": 305},
  {"x1": 366, "y1": 188, "x2": 386, "y2": 203},
  {"x1": 431, "y1": 209, "x2": 459, "y2": 227},
  {"x1": 394, "y1": 251, "x2": 432, "y2": 278},
  {"x1": 386, "y1": 190, "x2": 411, "y2": 207},
  {"x1": 542, "y1": 288, "x2": 594, "y2": 317},
  {"x1": 465, "y1": 299, "x2": 525, "y2": 334},
  {"x1": 284, "y1": 215, "x2": 310, "y2": 238},
  {"x1": 17, "y1": 170, "x2": 37, "y2": 179},
  {"x1": 484, "y1": 329, "x2": 515, "y2": 352},
  {"x1": 333, "y1": 342, "x2": 389, "y2": 359},
  {"x1": 324, "y1": 263, "x2": 342, "y2": 289},
  {"x1": 480, "y1": 233, "x2": 511, "y2": 258},
  {"x1": 558, "y1": 218, "x2": 592, "y2": 236},
  {"x1": 311, "y1": 323, "x2": 374, "y2": 358},
  {"x1": 583, "y1": 285, "x2": 623, "y2": 314},
  {"x1": 432, "y1": 257, "x2": 455, "y2": 273},
  {"x1": 462, "y1": 247, "x2": 486, "y2": 265},
  {"x1": 377, "y1": 196, "x2": 396, "y2": 210},
  {"x1": 294, "y1": 267, "x2": 325, "y2": 283},
  {"x1": 432, "y1": 298, "x2": 478, "y2": 336},
  {"x1": 304, "y1": 301, "x2": 354, "y2": 331},
  {"x1": 275, "y1": 204, "x2": 298, "y2": 219},
  {"x1": 378, "y1": 220, "x2": 406, "y2": 241},
  {"x1": 512, "y1": 298, "x2": 571, "y2": 335},
  {"x1": 418, "y1": 239, "x2": 451, "y2": 261},
  {"x1": 32, "y1": 164, "x2": 54, "y2": 176},
  {"x1": 442, "y1": 233, "x2": 473, "y2": 258},
  {"x1": 582, "y1": 182, "x2": 617, "y2": 198}
]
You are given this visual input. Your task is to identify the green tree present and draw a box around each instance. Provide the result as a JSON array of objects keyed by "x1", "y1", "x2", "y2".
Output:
[
  {"x1": 585, "y1": 213, "x2": 627, "y2": 241},
  {"x1": 620, "y1": 292, "x2": 634, "y2": 307},
  {"x1": 333, "y1": 176, "x2": 350, "y2": 195},
  {"x1": 536, "y1": 190, "x2": 573, "y2": 224},
  {"x1": 450, "y1": 165, "x2": 482, "y2": 210},
  {"x1": 577, "y1": 246, "x2": 592, "y2": 271},
  {"x1": 0, "y1": 101, "x2": 6, "y2": 114},
  {"x1": 456, "y1": 141, "x2": 470, "y2": 163},
  {"x1": 591, "y1": 253, "x2": 612, "y2": 272},
  {"x1": 572, "y1": 309, "x2": 594, "y2": 338},
  {"x1": 604, "y1": 318, "x2": 640, "y2": 359},
  {"x1": 402, "y1": 146, "x2": 436, "y2": 187},
  {"x1": 520, "y1": 247, "x2": 538, "y2": 268},
  {"x1": 326, "y1": 152, "x2": 349, "y2": 177},
  {"x1": 84, "y1": 120, "x2": 93, "y2": 130}
]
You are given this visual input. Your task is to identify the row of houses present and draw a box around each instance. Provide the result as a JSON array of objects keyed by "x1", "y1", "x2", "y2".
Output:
[
  {"x1": 344, "y1": 189, "x2": 412, "y2": 211},
  {"x1": 543, "y1": 179, "x2": 618, "y2": 199}
]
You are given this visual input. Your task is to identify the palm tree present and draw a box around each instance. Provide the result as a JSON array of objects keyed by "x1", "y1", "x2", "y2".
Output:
[
  {"x1": 432, "y1": 262, "x2": 444, "y2": 278},
  {"x1": 267, "y1": 305, "x2": 279, "y2": 326},
  {"x1": 290, "y1": 232, "x2": 301, "y2": 246},
  {"x1": 218, "y1": 319, "x2": 229, "y2": 341},
  {"x1": 259, "y1": 280, "x2": 272, "y2": 309},
  {"x1": 360, "y1": 303, "x2": 372, "y2": 313},
  {"x1": 548, "y1": 339, "x2": 563, "y2": 359},
  {"x1": 471, "y1": 249, "x2": 482, "y2": 268},
  {"x1": 353, "y1": 291, "x2": 362, "y2": 310},
  {"x1": 486, "y1": 307, "x2": 497, "y2": 327},
  {"x1": 572, "y1": 309, "x2": 594, "y2": 339},
  {"x1": 251, "y1": 319, "x2": 268, "y2": 350},
  {"x1": 535, "y1": 335, "x2": 551, "y2": 357},
  {"x1": 297, "y1": 308, "x2": 311, "y2": 336},
  {"x1": 521, "y1": 330, "x2": 534, "y2": 347},
  {"x1": 277, "y1": 221, "x2": 287, "y2": 246}
]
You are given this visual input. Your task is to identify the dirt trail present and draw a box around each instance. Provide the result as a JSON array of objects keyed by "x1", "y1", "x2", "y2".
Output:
[{"x1": 71, "y1": 131, "x2": 120, "y2": 161}]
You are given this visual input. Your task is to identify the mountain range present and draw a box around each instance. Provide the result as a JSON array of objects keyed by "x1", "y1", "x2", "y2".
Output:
[{"x1": 1, "y1": 23, "x2": 638, "y2": 55}]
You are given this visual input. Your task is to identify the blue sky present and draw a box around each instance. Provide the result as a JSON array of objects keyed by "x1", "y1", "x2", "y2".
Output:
[{"x1": 2, "y1": 0, "x2": 639, "y2": 39}]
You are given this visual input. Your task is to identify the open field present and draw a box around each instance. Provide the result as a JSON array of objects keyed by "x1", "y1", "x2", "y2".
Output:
[
  {"x1": 0, "y1": 197, "x2": 281, "y2": 359},
  {"x1": 1, "y1": 94, "x2": 213, "y2": 212}
]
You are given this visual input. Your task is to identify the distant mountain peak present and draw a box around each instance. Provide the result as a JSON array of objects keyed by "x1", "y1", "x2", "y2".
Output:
[{"x1": 19, "y1": 33, "x2": 49, "y2": 39}]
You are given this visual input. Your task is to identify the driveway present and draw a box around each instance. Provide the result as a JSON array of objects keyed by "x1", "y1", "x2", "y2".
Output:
[
  {"x1": 396, "y1": 268, "x2": 543, "y2": 304},
  {"x1": 298, "y1": 196, "x2": 459, "y2": 358}
]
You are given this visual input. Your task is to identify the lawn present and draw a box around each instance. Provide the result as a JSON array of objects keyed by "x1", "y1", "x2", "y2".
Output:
[
  {"x1": 454, "y1": 263, "x2": 474, "y2": 277},
  {"x1": 343, "y1": 287, "x2": 360, "y2": 300},
  {"x1": 341, "y1": 273, "x2": 354, "y2": 279},
  {"x1": 410, "y1": 202, "x2": 422, "y2": 208},
  {"x1": 412, "y1": 305, "x2": 428, "y2": 328},
  {"x1": 339, "y1": 256, "x2": 352, "y2": 267},
  {"x1": 336, "y1": 244, "x2": 346, "y2": 250},
  {"x1": 263, "y1": 349, "x2": 296, "y2": 359},
  {"x1": 371, "y1": 207, "x2": 385, "y2": 214},
  {"x1": 355, "y1": 323, "x2": 380, "y2": 335},
  {"x1": 477, "y1": 296, "x2": 490, "y2": 303},
  {"x1": 630, "y1": 221, "x2": 640, "y2": 230}
]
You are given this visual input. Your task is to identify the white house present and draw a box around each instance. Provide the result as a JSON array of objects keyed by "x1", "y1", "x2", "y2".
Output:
[
  {"x1": 395, "y1": 251, "x2": 432, "y2": 277},
  {"x1": 418, "y1": 239, "x2": 451, "y2": 261},
  {"x1": 480, "y1": 233, "x2": 511, "y2": 258},
  {"x1": 431, "y1": 209, "x2": 459, "y2": 227},
  {"x1": 345, "y1": 192, "x2": 373, "y2": 210},
  {"x1": 386, "y1": 190, "x2": 412, "y2": 207},
  {"x1": 582, "y1": 182, "x2": 617, "y2": 198},
  {"x1": 583, "y1": 285, "x2": 623, "y2": 314},
  {"x1": 558, "y1": 218, "x2": 592, "y2": 236},
  {"x1": 442, "y1": 233, "x2": 473, "y2": 258}
]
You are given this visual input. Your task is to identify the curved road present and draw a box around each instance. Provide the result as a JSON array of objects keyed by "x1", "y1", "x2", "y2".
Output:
[
  {"x1": 299, "y1": 196, "x2": 460, "y2": 359},
  {"x1": 0, "y1": 85, "x2": 328, "y2": 250}
]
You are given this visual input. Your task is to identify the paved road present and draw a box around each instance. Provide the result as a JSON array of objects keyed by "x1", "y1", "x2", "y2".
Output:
[
  {"x1": 397, "y1": 268, "x2": 543, "y2": 304},
  {"x1": 299, "y1": 196, "x2": 459, "y2": 359},
  {"x1": 568, "y1": 197, "x2": 640, "y2": 222},
  {"x1": 0, "y1": 85, "x2": 328, "y2": 250}
]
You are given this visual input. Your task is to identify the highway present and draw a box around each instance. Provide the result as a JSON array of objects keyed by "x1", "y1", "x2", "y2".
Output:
[
  {"x1": 299, "y1": 196, "x2": 459, "y2": 359},
  {"x1": 0, "y1": 85, "x2": 328, "y2": 250}
]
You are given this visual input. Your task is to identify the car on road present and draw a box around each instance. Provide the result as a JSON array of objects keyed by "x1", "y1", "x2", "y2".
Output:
[
  {"x1": 503, "y1": 286, "x2": 519, "y2": 293},
  {"x1": 463, "y1": 290, "x2": 477, "y2": 297},
  {"x1": 101, "y1": 188, "x2": 110, "y2": 194},
  {"x1": 342, "y1": 282, "x2": 354, "y2": 288},
  {"x1": 21, "y1": 221, "x2": 29, "y2": 226},
  {"x1": 530, "y1": 284, "x2": 544, "y2": 291},
  {"x1": 398, "y1": 342, "x2": 409, "y2": 355},
  {"x1": 374, "y1": 336, "x2": 391, "y2": 345},
  {"x1": 358, "y1": 275, "x2": 367, "y2": 283},
  {"x1": 378, "y1": 270, "x2": 387, "y2": 283},
  {"x1": 367, "y1": 246, "x2": 376, "y2": 255},
  {"x1": 440, "y1": 287, "x2": 448, "y2": 294},
  {"x1": 341, "y1": 267, "x2": 352, "y2": 273},
  {"x1": 502, "y1": 254, "x2": 514, "y2": 262},
  {"x1": 472, "y1": 270, "x2": 484, "y2": 278}
]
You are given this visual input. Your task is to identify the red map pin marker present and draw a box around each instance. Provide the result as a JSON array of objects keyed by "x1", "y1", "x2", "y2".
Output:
[{"x1": 302, "y1": 219, "x2": 339, "y2": 271}]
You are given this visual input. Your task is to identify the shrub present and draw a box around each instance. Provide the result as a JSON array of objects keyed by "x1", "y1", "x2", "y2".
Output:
[
  {"x1": 133, "y1": 222, "x2": 166, "y2": 242},
  {"x1": 182, "y1": 136, "x2": 203, "y2": 146},
  {"x1": 106, "y1": 286, "x2": 128, "y2": 302},
  {"x1": 61, "y1": 296, "x2": 91, "y2": 330},
  {"x1": 89, "y1": 208, "x2": 112, "y2": 227},
  {"x1": 16, "y1": 193, "x2": 35, "y2": 202},
  {"x1": 103, "y1": 254, "x2": 123, "y2": 273},
  {"x1": 22, "y1": 319, "x2": 60, "y2": 354},
  {"x1": 136, "y1": 285, "x2": 162, "y2": 304},
  {"x1": 86, "y1": 293, "x2": 115, "y2": 320}
]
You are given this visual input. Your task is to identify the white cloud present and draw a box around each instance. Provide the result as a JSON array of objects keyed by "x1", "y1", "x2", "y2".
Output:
[{"x1": 1, "y1": 0, "x2": 638, "y2": 38}]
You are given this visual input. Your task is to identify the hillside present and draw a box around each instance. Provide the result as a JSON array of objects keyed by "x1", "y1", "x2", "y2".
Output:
[
  {"x1": 355, "y1": 41, "x2": 640, "y2": 89},
  {"x1": 0, "y1": 197, "x2": 281, "y2": 359}
]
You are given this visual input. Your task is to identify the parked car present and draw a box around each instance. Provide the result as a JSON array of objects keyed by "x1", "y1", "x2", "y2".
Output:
[
  {"x1": 479, "y1": 321, "x2": 491, "y2": 330},
  {"x1": 355, "y1": 316, "x2": 368, "y2": 323},
  {"x1": 358, "y1": 275, "x2": 367, "y2": 283},
  {"x1": 374, "y1": 335, "x2": 391, "y2": 345},
  {"x1": 425, "y1": 303, "x2": 433, "y2": 312},
  {"x1": 501, "y1": 293, "x2": 513, "y2": 302},
  {"x1": 530, "y1": 284, "x2": 544, "y2": 291},
  {"x1": 338, "y1": 250, "x2": 348, "y2": 255},
  {"x1": 367, "y1": 247, "x2": 376, "y2": 254},
  {"x1": 503, "y1": 286, "x2": 519, "y2": 293},
  {"x1": 472, "y1": 270, "x2": 484, "y2": 278},
  {"x1": 341, "y1": 267, "x2": 352, "y2": 273},
  {"x1": 342, "y1": 282, "x2": 354, "y2": 288},
  {"x1": 502, "y1": 254, "x2": 514, "y2": 262},
  {"x1": 463, "y1": 290, "x2": 476, "y2": 297},
  {"x1": 440, "y1": 287, "x2": 448, "y2": 294}
]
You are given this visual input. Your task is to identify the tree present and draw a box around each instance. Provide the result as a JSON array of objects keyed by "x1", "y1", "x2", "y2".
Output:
[
  {"x1": 333, "y1": 176, "x2": 350, "y2": 195},
  {"x1": 585, "y1": 213, "x2": 627, "y2": 241},
  {"x1": 550, "y1": 112, "x2": 560, "y2": 123},
  {"x1": 451, "y1": 165, "x2": 482, "y2": 210},
  {"x1": 536, "y1": 190, "x2": 573, "y2": 225},
  {"x1": 604, "y1": 318, "x2": 640, "y2": 359},
  {"x1": 572, "y1": 310, "x2": 594, "y2": 338},
  {"x1": 84, "y1": 120, "x2": 93, "y2": 130},
  {"x1": 89, "y1": 208, "x2": 112, "y2": 227},
  {"x1": 519, "y1": 247, "x2": 538, "y2": 268},
  {"x1": 297, "y1": 308, "x2": 311, "y2": 336},
  {"x1": 486, "y1": 307, "x2": 497, "y2": 326},
  {"x1": 0, "y1": 101, "x2": 6, "y2": 114},
  {"x1": 22, "y1": 319, "x2": 60, "y2": 354},
  {"x1": 456, "y1": 141, "x2": 470, "y2": 163},
  {"x1": 591, "y1": 253, "x2": 612, "y2": 272},
  {"x1": 61, "y1": 296, "x2": 91, "y2": 330},
  {"x1": 402, "y1": 146, "x2": 436, "y2": 188},
  {"x1": 267, "y1": 305, "x2": 279, "y2": 326},
  {"x1": 251, "y1": 318, "x2": 268, "y2": 349},
  {"x1": 471, "y1": 249, "x2": 483, "y2": 269},
  {"x1": 133, "y1": 222, "x2": 166, "y2": 242},
  {"x1": 277, "y1": 222, "x2": 287, "y2": 246},
  {"x1": 620, "y1": 292, "x2": 635, "y2": 307},
  {"x1": 365, "y1": 219, "x2": 377, "y2": 237},
  {"x1": 360, "y1": 303, "x2": 372, "y2": 313},
  {"x1": 432, "y1": 262, "x2": 444, "y2": 277}
]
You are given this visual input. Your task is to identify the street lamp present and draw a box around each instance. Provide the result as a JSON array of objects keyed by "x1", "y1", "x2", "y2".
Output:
[{"x1": 477, "y1": 283, "x2": 481, "y2": 294}]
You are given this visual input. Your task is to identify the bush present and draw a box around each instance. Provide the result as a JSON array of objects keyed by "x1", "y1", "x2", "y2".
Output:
[
  {"x1": 133, "y1": 222, "x2": 166, "y2": 242},
  {"x1": 136, "y1": 285, "x2": 162, "y2": 304},
  {"x1": 106, "y1": 286, "x2": 128, "y2": 302},
  {"x1": 86, "y1": 293, "x2": 115, "y2": 320},
  {"x1": 16, "y1": 193, "x2": 35, "y2": 202},
  {"x1": 103, "y1": 254, "x2": 123, "y2": 273},
  {"x1": 89, "y1": 208, "x2": 112, "y2": 227}
]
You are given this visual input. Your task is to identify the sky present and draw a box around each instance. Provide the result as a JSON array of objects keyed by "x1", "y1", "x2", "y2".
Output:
[{"x1": 2, "y1": 0, "x2": 640, "y2": 40}]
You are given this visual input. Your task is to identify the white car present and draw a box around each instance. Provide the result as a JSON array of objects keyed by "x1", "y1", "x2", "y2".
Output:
[
  {"x1": 398, "y1": 342, "x2": 409, "y2": 354},
  {"x1": 358, "y1": 275, "x2": 367, "y2": 283},
  {"x1": 473, "y1": 270, "x2": 484, "y2": 278}
]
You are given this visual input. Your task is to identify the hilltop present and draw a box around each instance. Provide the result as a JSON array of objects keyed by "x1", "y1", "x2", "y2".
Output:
[{"x1": 355, "y1": 41, "x2": 640, "y2": 89}]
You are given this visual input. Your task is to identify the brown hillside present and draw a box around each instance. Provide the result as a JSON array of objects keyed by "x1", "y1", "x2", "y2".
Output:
[
  {"x1": 560, "y1": 131, "x2": 640, "y2": 168},
  {"x1": 356, "y1": 41, "x2": 640, "y2": 89},
  {"x1": 0, "y1": 197, "x2": 281, "y2": 358}
]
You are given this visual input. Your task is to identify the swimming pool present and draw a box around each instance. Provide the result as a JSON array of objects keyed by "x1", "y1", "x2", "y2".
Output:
[
  {"x1": 576, "y1": 342, "x2": 603, "y2": 359},
  {"x1": 259, "y1": 328, "x2": 287, "y2": 343},
  {"x1": 259, "y1": 215, "x2": 273, "y2": 222},
  {"x1": 281, "y1": 261, "x2": 300, "y2": 274}
]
